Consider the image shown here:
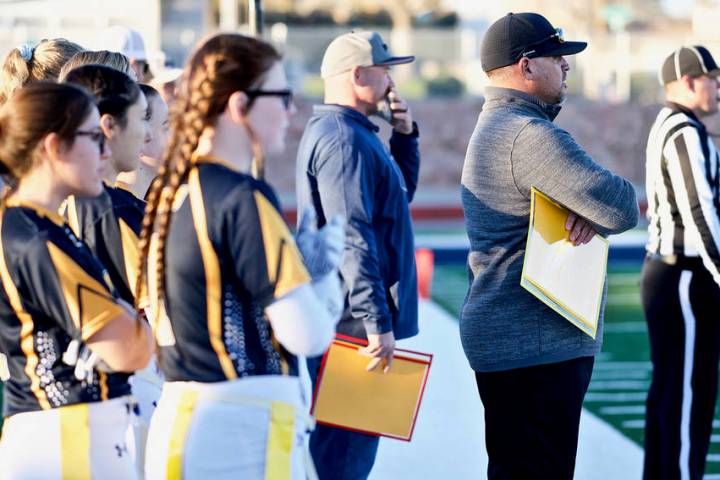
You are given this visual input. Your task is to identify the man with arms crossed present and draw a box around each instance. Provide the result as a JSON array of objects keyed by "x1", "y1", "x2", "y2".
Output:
[
  {"x1": 461, "y1": 13, "x2": 638, "y2": 479},
  {"x1": 296, "y1": 31, "x2": 420, "y2": 479}
]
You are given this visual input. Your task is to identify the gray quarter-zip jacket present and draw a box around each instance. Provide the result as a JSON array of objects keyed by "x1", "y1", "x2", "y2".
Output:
[{"x1": 460, "y1": 87, "x2": 638, "y2": 372}]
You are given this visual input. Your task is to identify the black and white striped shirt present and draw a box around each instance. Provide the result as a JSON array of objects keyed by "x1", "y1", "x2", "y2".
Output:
[{"x1": 645, "y1": 103, "x2": 720, "y2": 284}]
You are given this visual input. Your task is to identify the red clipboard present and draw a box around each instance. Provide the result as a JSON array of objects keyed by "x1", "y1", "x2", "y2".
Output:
[{"x1": 310, "y1": 334, "x2": 432, "y2": 441}]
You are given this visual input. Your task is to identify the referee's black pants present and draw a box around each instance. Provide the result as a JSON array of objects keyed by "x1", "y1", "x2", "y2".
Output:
[
  {"x1": 641, "y1": 257, "x2": 720, "y2": 480},
  {"x1": 475, "y1": 356, "x2": 594, "y2": 480}
]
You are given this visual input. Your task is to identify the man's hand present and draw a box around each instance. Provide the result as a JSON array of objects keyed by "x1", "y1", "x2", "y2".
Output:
[
  {"x1": 388, "y1": 89, "x2": 413, "y2": 135},
  {"x1": 565, "y1": 212, "x2": 597, "y2": 246},
  {"x1": 359, "y1": 331, "x2": 395, "y2": 373}
]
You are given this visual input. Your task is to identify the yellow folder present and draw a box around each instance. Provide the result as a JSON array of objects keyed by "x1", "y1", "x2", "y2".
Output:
[
  {"x1": 311, "y1": 336, "x2": 432, "y2": 441},
  {"x1": 520, "y1": 188, "x2": 609, "y2": 339}
]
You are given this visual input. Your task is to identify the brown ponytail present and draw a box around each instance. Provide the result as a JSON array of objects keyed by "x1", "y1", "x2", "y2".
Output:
[
  {"x1": 135, "y1": 33, "x2": 280, "y2": 318},
  {"x1": 0, "y1": 38, "x2": 83, "y2": 106}
]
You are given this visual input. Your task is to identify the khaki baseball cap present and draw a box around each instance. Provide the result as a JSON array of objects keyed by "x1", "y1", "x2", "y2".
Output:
[{"x1": 320, "y1": 31, "x2": 415, "y2": 79}]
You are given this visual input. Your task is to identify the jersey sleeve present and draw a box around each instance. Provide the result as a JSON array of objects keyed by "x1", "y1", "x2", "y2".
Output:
[
  {"x1": 224, "y1": 187, "x2": 311, "y2": 308},
  {"x1": 19, "y1": 237, "x2": 126, "y2": 341},
  {"x1": 664, "y1": 126, "x2": 720, "y2": 286}
]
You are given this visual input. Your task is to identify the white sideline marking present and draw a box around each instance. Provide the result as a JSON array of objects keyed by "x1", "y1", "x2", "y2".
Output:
[
  {"x1": 711, "y1": 434, "x2": 720, "y2": 443},
  {"x1": 708, "y1": 454, "x2": 720, "y2": 463},
  {"x1": 600, "y1": 405, "x2": 646, "y2": 415},
  {"x1": 371, "y1": 300, "x2": 485, "y2": 479},
  {"x1": 575, "y1": 409, "x2": 643, "y2": 479},
  {"x1": 371, "y1": 300, "x2": 643, "y2": 480}
]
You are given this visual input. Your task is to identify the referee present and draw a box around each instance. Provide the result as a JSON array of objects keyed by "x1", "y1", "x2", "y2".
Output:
[{"x1": 642, "y1": 46, "x2": 720, "y2": 480}]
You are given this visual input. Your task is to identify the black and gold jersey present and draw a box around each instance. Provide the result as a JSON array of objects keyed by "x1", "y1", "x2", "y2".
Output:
[
  {"x1": 0, "y1": 200, "x2": 131, "y2": 416},
  {"x1": 65, "y1": 184, "x2": 145, "y2": 305},
  {"x1": 153, "y1": 157, "x2": 311, "y2": 382}
]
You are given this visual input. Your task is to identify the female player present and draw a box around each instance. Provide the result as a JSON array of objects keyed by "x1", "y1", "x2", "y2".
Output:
[
  {"x1": 0, "y1": 38, "x2": 83, "y2": 105},
  {"x1": 0, "y1": 81, "x2": 152, "y2": 478},
  {"x1": 61, "y1": 65, "x2": 160, "y2": 472},
  {"x1": 61, "y1": 64, "x2": 148, "y2": 309},
  {"x1": 116, "y1": 84, "x2": 169, "y2": 199},
  {"x1": 140, "y1": 33, "x2": 344, "y2": 479}
]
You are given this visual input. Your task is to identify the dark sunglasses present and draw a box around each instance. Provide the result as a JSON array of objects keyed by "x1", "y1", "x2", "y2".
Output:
[
  {"x1": 136, "y1": 60, "x2": 150, "y2": 76},
  {"x1": 76, "y1": 129, "x2": 106, "y2": 155},
  {"x1": 520, "y1": 28, "x2": 565, "y2": 59},
  {"x1": 245, "y1": 89, "x2": 294, "y2": 110}
]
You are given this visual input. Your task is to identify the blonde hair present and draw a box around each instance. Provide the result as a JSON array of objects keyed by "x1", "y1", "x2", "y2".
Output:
[
  {"x1": 58, "y1": 50, "x2": 132, "y2": 81},
  {"x1": 0, "y1": 38, "x2": 83, "y2": 105}
]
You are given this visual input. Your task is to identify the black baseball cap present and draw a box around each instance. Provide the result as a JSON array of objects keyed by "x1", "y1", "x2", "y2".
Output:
[
  {"x1": 481, "y1": 12, "x2": 587, "y2": 73},
  {"x1": 659, "y1": 46, "x2": 720, "y2": 85}
]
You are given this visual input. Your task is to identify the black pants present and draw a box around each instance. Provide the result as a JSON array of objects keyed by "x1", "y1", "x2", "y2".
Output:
[
  {"x1": 641, "y1": 257, "x2": 720, "y2": 480},
  {"x1": 475, "y1": 356, "x2": 594, "y2": 480}
]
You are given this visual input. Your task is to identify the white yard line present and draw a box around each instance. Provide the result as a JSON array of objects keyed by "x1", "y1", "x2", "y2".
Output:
[
  {"x1": 608, "y1": 273, "x2": 641, "y2": 286},
  {"x1": 600, "y1": 405, "x2": 647, "y2": 415},
  {"x1": 588, "y1": 380, "x2": 650, "y2": 391},
  {"x1": 584, "y1": 392, "x2": 649, "y2": 402},
  {"x1": 622, "y1": 419, "x2": 646, "y2": 429},
  {"x1": 606, "y1": 293, "x2": 642, "y2": 306},
  {"x1": 603, "y1": 322, "x2": 648, "y2": 333},
  {"x1": 594, "y1": 361, "x2": 652, "y2": 370},
  {"x1": 592, "y1": 370, "x2": 649, "y2": 380}
]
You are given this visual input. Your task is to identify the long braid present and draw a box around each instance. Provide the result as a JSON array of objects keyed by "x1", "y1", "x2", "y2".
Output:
[
  {"x1": 134, "y1": 54, "x2": 222, "y2": 318},
  {"x1": 134, "y1": 33, "x2": 280, "y2": 322},
  {"x1": 134, "y1": 103, "x2": 183, "y2": 316}
]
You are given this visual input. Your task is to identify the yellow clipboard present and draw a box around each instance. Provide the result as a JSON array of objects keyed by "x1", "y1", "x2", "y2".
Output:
[
  {"x1": 520, "y1": 188, "x2": 609, "y2": 339},
  {"x1": 310, "y1": 335, "x2": 432, "y2": 441}
]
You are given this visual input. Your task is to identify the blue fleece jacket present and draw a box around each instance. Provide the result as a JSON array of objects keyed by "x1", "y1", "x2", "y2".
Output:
[{"x1": 295, "y1": 104, "x2": 420, "y2": 341}]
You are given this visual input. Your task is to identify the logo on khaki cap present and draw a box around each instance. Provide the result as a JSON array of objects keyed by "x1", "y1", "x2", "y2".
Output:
[{"x1": 320, "y1": 31, "x2": 415, "y2": 79}]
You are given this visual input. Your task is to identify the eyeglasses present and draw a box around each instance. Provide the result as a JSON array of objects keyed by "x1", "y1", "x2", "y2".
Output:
[
  {"x1": 136, "y1": 60, "x2": 150, "y2": 76},
  {"x1": 245, "y1": 89, "x2": 294, "y2": 110},
  {"x1": 520, "y1": 28, "x2": 565, "y2": 59},
  {"x1": 76, "y1": 129, "x2": 106, "y2": 155}
]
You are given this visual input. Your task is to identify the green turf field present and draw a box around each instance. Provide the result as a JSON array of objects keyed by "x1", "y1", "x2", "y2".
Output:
[{"x1": 431, "y1": 262, "x2": 720, "y2": 475}]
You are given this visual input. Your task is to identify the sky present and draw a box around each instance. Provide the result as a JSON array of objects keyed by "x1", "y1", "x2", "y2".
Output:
[
  {"x1": 442, "y1": 0, "x2": 696, "y2": 19},
  {"x1": 662, "y1": 0, "x2": 694, "y2": 17}
]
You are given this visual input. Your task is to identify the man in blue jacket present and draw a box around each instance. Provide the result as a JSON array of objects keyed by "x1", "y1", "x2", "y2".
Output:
[{"x1": 295, "y1": 30, "x2": 420, "y2": 479}]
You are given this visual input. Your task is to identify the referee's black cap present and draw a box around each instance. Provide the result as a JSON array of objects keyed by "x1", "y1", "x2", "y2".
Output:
[
  {"x1": 659, "y1": 46, "x2": 720, "y2": 85},
  {"x1": 481, "y1": 12, "x2": 587, "y2": 73}
]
